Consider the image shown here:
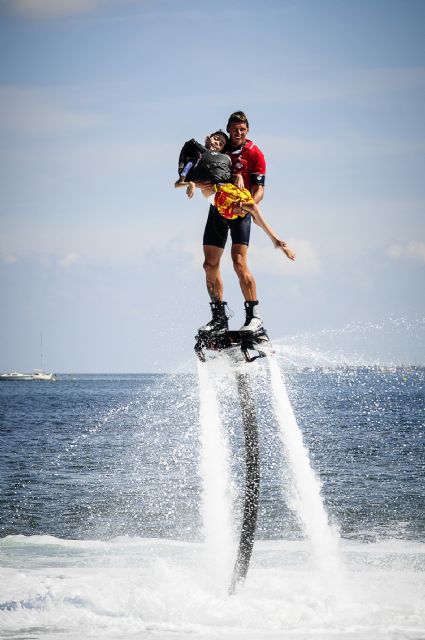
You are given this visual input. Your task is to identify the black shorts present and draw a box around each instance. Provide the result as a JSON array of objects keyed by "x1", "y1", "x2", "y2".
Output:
[{"x1": 203, "y1": 205, "x2": 252, "y2": 248}]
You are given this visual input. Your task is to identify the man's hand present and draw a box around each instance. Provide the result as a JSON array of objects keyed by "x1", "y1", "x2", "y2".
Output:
[{"x1": 233, "y1": 173, "x2": 245, "y2": 190}]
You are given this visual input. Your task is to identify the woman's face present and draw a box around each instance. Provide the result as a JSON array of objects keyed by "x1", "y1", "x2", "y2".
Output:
[{"x1": 209, "y1": 133, "x2": 227, "y2": 152}]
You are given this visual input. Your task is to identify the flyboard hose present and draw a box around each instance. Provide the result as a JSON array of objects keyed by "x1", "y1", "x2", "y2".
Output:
[
  {"x1": 229, "y1": 370, "x2": 260, "y2": 594},
  {"x1": 195, "y1": 327, "x2": 269, "y2": 593}
]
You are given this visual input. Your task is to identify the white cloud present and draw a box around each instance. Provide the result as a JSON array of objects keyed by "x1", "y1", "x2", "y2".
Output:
[
  {"x1": 1, "y1": 254, "x2": 18, "y2": 264},
  {"x1": 387, "y1": 244, "x2": 403, "y2": 260},
  {"x1": 258, "y1": 67, "x2": 425, "y2": 105},
  {"x1": 57, "y1": 252, "x2": 80, "y2": 268},
  {"x1": 0, "y1": 86, "x2": 106, "y2": 135},
  {"x1": 260, "y1": 133, "x2": 425, "y2": 162},
  {"x1": 183, "y1": 241, "x2": 204, "y2": 269},
  {"x1": 136, "y1": 66, "x2": 425, "y2": 114},
  {"x1": 387, "y1": 241, "x2": 425, "y2": 264},
  {"x1": 250, "y1": 238, "x2": 321, "y2": 276},
  {"x1": 0, "y1": 211, "x2": 182, "y2": 269},
  {"x1": 407, "y1": 242, "x2": 425, "y2": 263},
  {"x1": 58, "y1": 140, "x2": 177, "y2": 173},
  {"x1": 1, "y1": 0, "x2": 108, "y2": 18},
  {"x1": 180, "y1": 235, "x2": 320, "y2": 277}
]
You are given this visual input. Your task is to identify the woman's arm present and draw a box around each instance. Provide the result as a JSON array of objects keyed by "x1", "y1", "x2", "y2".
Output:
[{"x1": 244, "y1": 203, "x2": 296, "y2": 261}]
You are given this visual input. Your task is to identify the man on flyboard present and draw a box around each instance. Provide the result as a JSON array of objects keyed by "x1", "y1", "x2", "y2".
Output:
[
  {"x1": 175, "y1": 110, "x2": 295, "y2": 345},
  {"x1": 200, "y1": 111, "x2": 269, "y2": 334}
]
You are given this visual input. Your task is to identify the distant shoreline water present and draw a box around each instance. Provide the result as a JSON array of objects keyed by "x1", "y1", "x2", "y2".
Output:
[{"x1": 6, "y1": 363, "x2": 421, "y2": 378}]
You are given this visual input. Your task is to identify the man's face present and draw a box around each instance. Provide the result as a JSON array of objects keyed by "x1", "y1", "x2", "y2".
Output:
[{"x1": 228, "y1": 121, "x2": 249, "y2": 147}]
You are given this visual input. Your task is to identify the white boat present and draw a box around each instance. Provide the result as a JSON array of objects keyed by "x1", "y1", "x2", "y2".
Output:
[
  {"x1": 0, "y1": 371, "x2": 34, "y2": 381},
  {"x1": 32, "y1": 370, "x2": 56, "y2": 381},
  {"x1": 0, "y1": 335, "x2": 57, "y2": 381},
  {"x1": 0, "y1": 370, "x2": 56, "y2": 381}
]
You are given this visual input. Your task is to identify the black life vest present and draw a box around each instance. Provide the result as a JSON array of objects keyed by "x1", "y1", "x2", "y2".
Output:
[{"x1": 178, "y1": 139, "x2": 232, "y2": 184}]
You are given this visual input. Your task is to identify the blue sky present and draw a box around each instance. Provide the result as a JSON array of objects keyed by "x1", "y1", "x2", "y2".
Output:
[{"x1": 0, "y1": 0, "x2": 424, "y2": 372}]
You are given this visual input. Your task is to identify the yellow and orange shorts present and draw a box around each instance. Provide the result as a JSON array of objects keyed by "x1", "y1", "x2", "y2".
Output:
[{"x1": 213, "y1": 183, "x2": 254, "y2": 220}]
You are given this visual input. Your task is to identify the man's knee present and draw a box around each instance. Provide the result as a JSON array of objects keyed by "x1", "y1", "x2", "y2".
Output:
[
  {"x1": 232, "y1": 250, "x2": 255, "y2": 288},
  {"x1": 203, "y1": 246, "x2": 222, "y2": 272},
  {"x1": 232, "y1": 251, "x2": 248, "y2": 276},
  {"x1": 203, "y1": 257, "x2": 219, "y2": 274}
]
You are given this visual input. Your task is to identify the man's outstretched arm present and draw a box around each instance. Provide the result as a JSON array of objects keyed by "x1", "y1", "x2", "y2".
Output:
[{"x1": 251, "y1": 184, "x2": 264, "y2": 205}]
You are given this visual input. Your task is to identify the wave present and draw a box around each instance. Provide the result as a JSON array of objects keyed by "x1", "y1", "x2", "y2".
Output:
[{"x1": 1, "y1": 535, "x2": 424, "y2": 639}]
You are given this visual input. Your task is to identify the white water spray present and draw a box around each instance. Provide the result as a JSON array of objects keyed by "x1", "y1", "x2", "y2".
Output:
[
  {"x1": 197, "y1": 361, "x2": 235, "y2": 582},
  {"x1": 268, "y1": 357, "x2": 342, "y2": 584}
]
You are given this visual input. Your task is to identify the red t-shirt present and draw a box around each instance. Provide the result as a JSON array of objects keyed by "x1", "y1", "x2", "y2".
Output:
[{"x1": 226, "y1": 139, "x2": 266, "y2": 191}]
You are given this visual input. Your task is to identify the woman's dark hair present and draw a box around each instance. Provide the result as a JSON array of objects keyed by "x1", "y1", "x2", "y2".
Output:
[{"x1": 210, "y1": 129, "x2": 229, "y2": 143}]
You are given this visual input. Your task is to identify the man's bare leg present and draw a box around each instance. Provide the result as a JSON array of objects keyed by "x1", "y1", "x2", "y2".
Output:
[
  {"x1": 231, "y1": 243, "x2": 263, "y2": 331},
  {"x1": 200, "y1": 245, "x2": 228, "y2": 333},
  {"x1": 231, "y1": 243, "x2": 257, "y2": 301},
  {"x1": 203, "y1": 245, "x2": 224, "y2": 301}
]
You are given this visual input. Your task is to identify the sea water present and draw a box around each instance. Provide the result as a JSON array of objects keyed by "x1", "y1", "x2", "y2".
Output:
[{"x1": 0, "y1": 357, "x2": 424, "y2": 638}]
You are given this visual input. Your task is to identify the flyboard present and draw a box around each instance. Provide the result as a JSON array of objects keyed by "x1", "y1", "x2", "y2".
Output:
[{"x1": 195, "y1": 325, "x2": 271, "y2": 593}]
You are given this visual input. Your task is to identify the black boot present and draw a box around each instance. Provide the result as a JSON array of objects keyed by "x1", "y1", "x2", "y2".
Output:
[
  {"x1": 199, "y1": 301, "x2": 229, "y2": 333},
  {"x1": 239, "y1": 300, "x2": 263, "y2": 332}
]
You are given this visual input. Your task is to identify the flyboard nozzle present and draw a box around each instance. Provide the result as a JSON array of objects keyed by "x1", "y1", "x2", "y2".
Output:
[{"x1": 194, "y1": 328, "x2": 271, "y2": 363}]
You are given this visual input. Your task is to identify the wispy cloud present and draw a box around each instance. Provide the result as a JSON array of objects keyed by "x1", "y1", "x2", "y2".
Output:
[
  {"x1": 250, "y1": 238, "x2": 321, "y2": 276},
  {"x1": 1, "y1": 254, "x2": 18, "y2": 264},
  {"x1": 249, "y1": 66, "x2": 425, "y2": 109},
  {"x1": 387, "y1": 241, "x2": 425, "y2": 264},
  {"x1": 0, "y1": 86, "x2": 106, "y2": 135},
  {"x1": 161, "y1": 66, "x2": 425, "y2": 113},
  {"x1": 261, "y1": 133, "x2": 425, "y2": 161},
  {"x1": 0, "y1": 0, "x2": 110, "y2": 18},
  {"x1": 180, "y1": 234, "x2": 320, "y2": 277},
  {"x1": 57, "y1": 252, "x2": 80, "y2": 268}
]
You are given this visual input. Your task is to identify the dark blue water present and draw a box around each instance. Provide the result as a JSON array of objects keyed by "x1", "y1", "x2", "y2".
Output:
[{"x1": 1, "y1": 367, "x2": 423, "y2": 543}]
